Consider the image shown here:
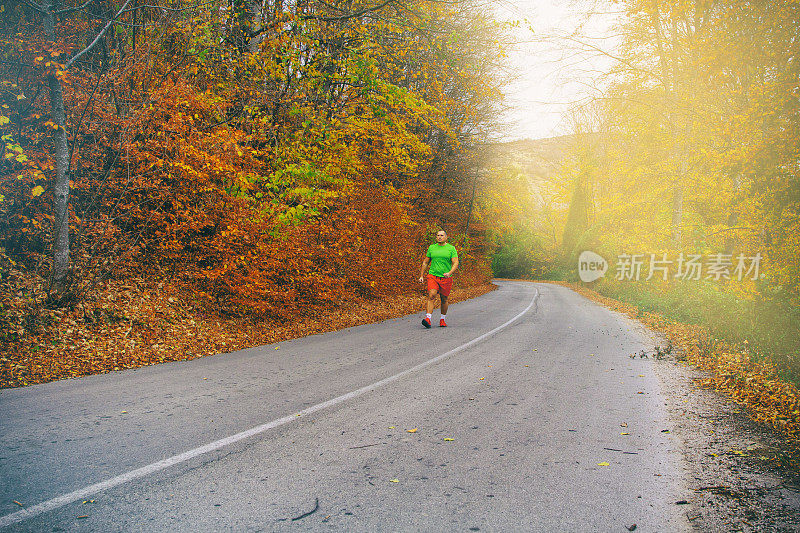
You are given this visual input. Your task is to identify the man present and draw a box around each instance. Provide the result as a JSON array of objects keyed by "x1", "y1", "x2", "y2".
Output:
[{"x1": 419, "y1": 229, "x2": 459, "y2": 328}]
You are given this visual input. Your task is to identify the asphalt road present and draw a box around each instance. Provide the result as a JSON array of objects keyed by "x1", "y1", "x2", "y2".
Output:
[{"x1": 0, "y1": 281, "x2": 688, "y2": 531}]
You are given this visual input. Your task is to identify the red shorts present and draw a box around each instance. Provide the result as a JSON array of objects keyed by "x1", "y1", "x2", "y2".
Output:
[{"x1": 426, "y1": 274, "x2": 453, "y2": 297}]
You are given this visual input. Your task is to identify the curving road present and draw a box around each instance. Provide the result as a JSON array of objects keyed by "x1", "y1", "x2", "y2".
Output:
[{"x1": 0, "y1": 281, "x2": 688, "y2": 531}]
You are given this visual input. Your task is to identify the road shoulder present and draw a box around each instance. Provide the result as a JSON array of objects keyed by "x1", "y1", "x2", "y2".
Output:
[
  {"x1": 2, "y1": 281, "x2": 497, "y2": 388},
  {"x1": 642, "y1": 327, "x2": 800, "y2": 531}
]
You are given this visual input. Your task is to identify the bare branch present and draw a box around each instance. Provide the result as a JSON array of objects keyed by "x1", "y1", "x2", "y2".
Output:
[
  {"x1": 554, "y1": 34, "x2": 661, "y2": 83},
  {"x1": 300, "y1": 0, "x2": 397, "y2": 22},
  {"x1": 19, "y1": 0, "x2": 47, "y2": 12},
  {"x1": 123, "y1": 0, "x2": 218, "y2": 14},
  {"x1": 64, "y1": 0, "x2": 134, "y2": 70},
  {"x1": 55, "y1": 0, "x2": 99, "y2": 15}
]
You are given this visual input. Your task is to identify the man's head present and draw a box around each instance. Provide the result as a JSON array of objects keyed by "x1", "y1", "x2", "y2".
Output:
[{"x1": 436, "y1": 230, "x2": 447, "y2": 244}]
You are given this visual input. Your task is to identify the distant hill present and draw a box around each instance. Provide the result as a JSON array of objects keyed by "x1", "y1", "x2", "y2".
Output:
[
  {"x1": 480, "y1": 135, "x2": 576, "y2": 208},
  {"x1": 485, "y1": 135, "x2": 575, "y2": 181}
]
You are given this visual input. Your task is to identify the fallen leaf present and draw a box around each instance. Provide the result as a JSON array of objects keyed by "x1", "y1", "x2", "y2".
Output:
[
  {"x1": 406, "y1": 428, "x2": 418, "y2": 433},
  {"x1": 597, "y1": 462, "x2": 610, "y2": 466},
  {"x1": 390, "y1": 479, "x2": 399, "y2": 483},
  {"x1": 620, "y1": 432, "x2": 630, "y2": 435},
  {"x1": 388, "y1": 426, "x2": 395, "y2": 429},
  {"x1": 444, "y1": 438, "x2": 454, "y2": 441},
  {"x1": 13, "y1": 501, "x2": 23, "y2": 507}
]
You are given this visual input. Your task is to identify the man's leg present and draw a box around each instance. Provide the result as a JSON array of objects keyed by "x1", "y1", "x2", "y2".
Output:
[
  {"x1": 422, "y1": 288, "x2": 439, "y2": 328},
  {"x1": 427, "y1": 289, "x2": 439, "y2": 314},
  {"x1": 439, "y1": 295, "x2": 449, "y2": 327}
]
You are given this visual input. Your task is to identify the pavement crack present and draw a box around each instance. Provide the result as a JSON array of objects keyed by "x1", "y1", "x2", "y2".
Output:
[{"x1": 291, "y1": 497, "x2": 319, "y2": 521}]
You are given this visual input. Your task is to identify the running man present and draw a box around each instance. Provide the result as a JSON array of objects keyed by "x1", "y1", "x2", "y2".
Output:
[{"x1": 419, "y1": 229, "x2": 459, "y2": 328}]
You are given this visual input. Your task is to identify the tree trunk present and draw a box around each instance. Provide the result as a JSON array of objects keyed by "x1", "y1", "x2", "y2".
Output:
[
  {"x1": 724, "y1": 172, "x2": 742, "y2": 255},
  {"x1": 671, "y1": 177, "x2": 683, "y2": 245},
  {"x1": 247, "y1": 0, "x2": 265, "y2": 53},
  {"x1": 562, "y1": 173, "x2": 590, "y2": 259},
  {"x1": 43, "y1": 0, "x2": 72, "y2": 291},
  {"x1": 650, "y1": 4, "x2": 670, "y2": 93},
  {"x1": 464, "y1": 172, "x2": 477, "y2": 237},
  {"x1": 48, "y1": 74, "x2": 71, "y2": 288}
]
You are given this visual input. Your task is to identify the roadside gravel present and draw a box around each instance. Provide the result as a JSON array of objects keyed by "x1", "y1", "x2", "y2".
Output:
[{"x1": 641, "y1": 325, "x2": 800, "y2": 531}]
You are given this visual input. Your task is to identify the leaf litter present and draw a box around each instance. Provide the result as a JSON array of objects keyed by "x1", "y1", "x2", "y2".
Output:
[{"x1": 1, "y1": 282, "x2": 496, "y2": 388}]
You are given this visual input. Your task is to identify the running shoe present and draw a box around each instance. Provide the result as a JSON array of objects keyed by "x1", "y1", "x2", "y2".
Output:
[
  {"x1": 422, "y1": 317, "x2": 431, "y2": 328},
  {"x1": 439, "y1": 318, "x2": 447, "y2": 327}
]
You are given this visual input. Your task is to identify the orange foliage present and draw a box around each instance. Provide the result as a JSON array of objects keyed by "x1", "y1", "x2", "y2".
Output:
[
  {"x1": 1, "y1": 0, "x2": 500, "y2": 356},
  {"x1": 0, "y1": 280, "x2": 496, "y2": 388}
]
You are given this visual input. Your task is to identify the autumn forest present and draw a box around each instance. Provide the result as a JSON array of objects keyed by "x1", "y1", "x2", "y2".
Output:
[{"x1": 1, "y1": 0, "x2": 799, "y2": 445}]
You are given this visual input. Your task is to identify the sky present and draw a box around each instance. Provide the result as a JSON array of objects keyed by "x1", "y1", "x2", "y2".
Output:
[{"x1": 492, "y1": 0, "x2": 622, "y2": 141}]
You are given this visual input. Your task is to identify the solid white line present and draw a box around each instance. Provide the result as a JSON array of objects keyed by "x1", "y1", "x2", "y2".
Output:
[{"x1": 0, "y1": 286, "x2": 539, "y2": 529}]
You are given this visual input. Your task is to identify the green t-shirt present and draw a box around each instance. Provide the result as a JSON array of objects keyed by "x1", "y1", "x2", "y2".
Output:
[{"x1": 427, "y1": 243, "x2": 458, "y2": 277}]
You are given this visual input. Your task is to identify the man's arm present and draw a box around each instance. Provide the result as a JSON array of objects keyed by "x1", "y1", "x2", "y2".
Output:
[
  {"x1": 419, "y1": 257, "x2": 431, "y2": 283},
  {"x1": 443, "y1": 256, "x2": 459, "y2": 278}
]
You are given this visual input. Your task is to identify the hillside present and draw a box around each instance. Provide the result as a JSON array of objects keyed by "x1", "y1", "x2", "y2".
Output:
[{"x1": 488, "y1": 135, "x2": 573, "y2": 180}]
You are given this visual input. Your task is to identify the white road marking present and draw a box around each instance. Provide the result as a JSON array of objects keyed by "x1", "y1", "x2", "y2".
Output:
[{"x1": 0, "y1": 287, "x2": 539, "y2": 528}]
